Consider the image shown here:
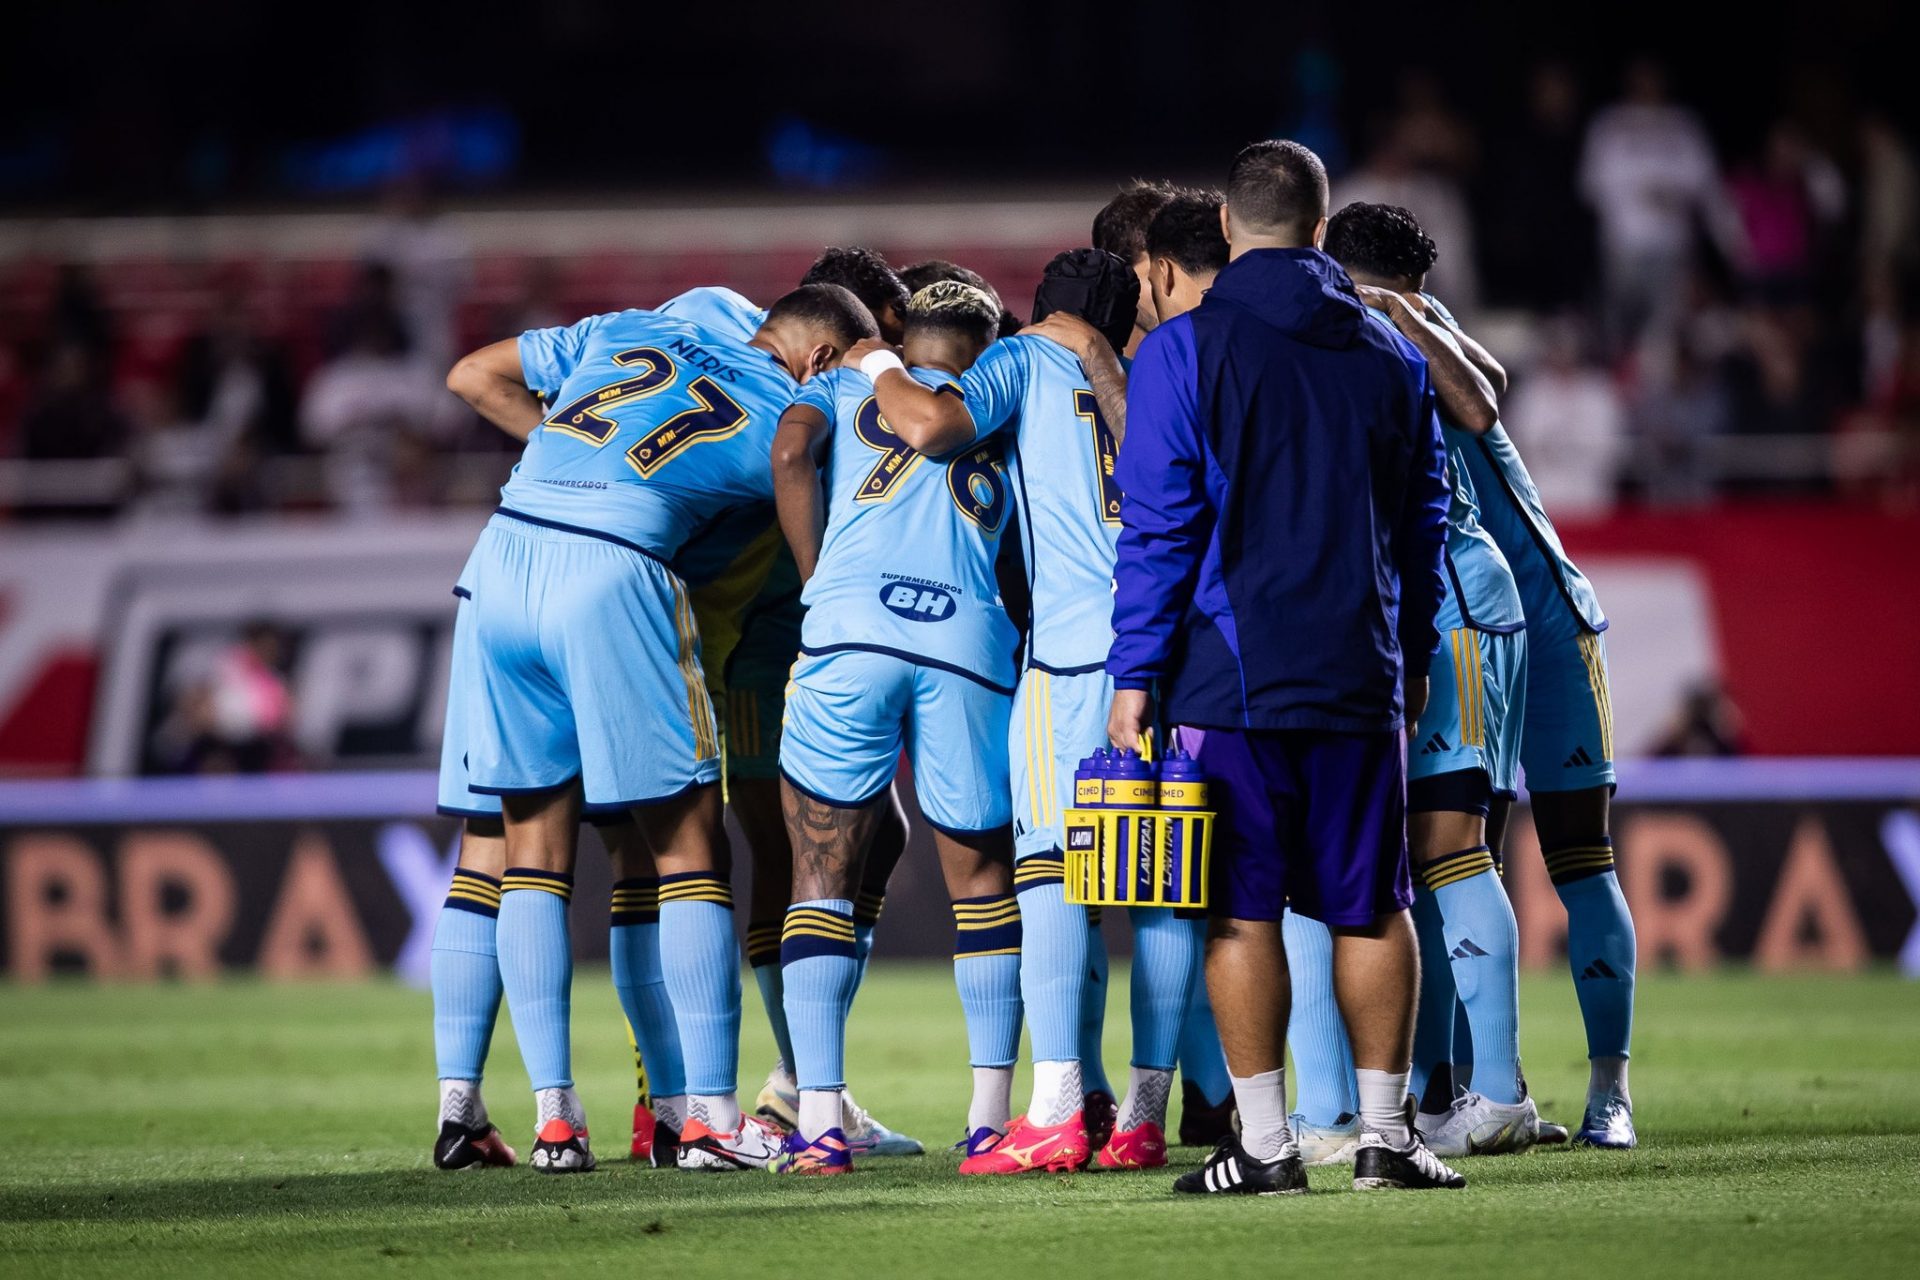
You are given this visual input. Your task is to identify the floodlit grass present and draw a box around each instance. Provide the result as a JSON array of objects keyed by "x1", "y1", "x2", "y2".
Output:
[{"x1": 2, "y1": 967, "x2": 1917, "y2": 1277}]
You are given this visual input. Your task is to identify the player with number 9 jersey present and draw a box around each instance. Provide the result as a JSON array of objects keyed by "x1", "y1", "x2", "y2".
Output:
[{"x1": 777, "y1": 356, "x2": 1019, "y2": 834}]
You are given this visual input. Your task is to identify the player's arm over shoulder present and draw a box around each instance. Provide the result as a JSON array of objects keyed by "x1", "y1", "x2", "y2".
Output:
[
  {"x1": 447, "y1": 338, "x2": 542, "y2": 442},
  {"x1": 859, "y1": 339, "x2": 994, "y2": 456}
]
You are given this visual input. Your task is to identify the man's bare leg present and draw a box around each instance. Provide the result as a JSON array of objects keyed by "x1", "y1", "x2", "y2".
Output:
[
  {"x1": 778, "y1": 781, "x2": 878, "y2": 1142},
  {"x1": 1204, "y1": 917, "x2": 1295, "y2": 1161}
]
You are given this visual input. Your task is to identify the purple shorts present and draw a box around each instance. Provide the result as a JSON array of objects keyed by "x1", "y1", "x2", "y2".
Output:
[{"x1": 1186, "y1": 726, "x2": 1412, "y2": 927}]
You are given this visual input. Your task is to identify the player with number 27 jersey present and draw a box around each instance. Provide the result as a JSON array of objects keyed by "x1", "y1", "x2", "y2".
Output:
[{"x1": 456, "y1": 308, "x2": 803, "y2": 809}]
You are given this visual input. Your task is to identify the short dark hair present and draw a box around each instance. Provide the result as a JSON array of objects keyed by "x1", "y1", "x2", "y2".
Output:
[
  {"x1": 1092, "y1": 180, "x2": 1181, "y2": 264},
  {"x1": 904, "y1": 281, "x2": 1000, "y2": 348},
  {"x1": 1324, "y1": 202, "x2": 1439, "y2": 284},
  {"x1": 763, "y1": 283, "x2": 879, "y2": 348},
  {"x1": 1225, "y1": 140, "x2": 1329, "y2": 240},
  {"x1": 799, "y1": 247, "x2": 910, "y2": 324},
  {"x1": 1146, "y1": 191, "x2": 1229, "y2": 277}
]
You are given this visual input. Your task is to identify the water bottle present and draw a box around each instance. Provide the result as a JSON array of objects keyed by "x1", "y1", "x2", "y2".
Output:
[
  {"x1": 1157, "y1": 748, "x2": 1209, "y2": 905},
  {"x1": 1104, "y1": 749, "x2": 1159, "y2": 901}
]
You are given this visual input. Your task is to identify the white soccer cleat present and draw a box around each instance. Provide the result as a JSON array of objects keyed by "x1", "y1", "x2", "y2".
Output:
[
  {"x1": 755, "y1": 1064, "x2": 800, "y2": 1131},
  {"x1": 676, "y1": 1114, "x2": 787, "y2": 1171},
  {"x1": 1289, "y1": 1112, "x2": 1361, "y2": 1166},
  {"x1": 843, "y1": 1091, "x2": 925, "y2": 1157},
  {"x1": 1417, "y1": 1091, "x2": 1540, "y2": 1157}
]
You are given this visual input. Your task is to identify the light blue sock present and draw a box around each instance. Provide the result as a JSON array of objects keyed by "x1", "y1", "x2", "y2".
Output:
[
  {"x1": 431, "y1": 869, "x2": 502, "y2": 1081},
  {"x1": 782, "y1": 898, "x2": 859, "y2": 1093},
  {"x1": 609, "y1": 878, "x2": 685, "y2": 1099},
  {"x1": 745, "y1": 920, "x2": 794, "y2": 1072},
  {"x1": 1080, "y1": 909, "x2": 1112, "y2": 1094},
  {"x1": 1409, "y1": 884, "x2": 1457, "y2": 1108},
  {"x1": 953, "y1": 894, "x2": 1022, "y2": 1069},
  {"x1": 1282, "y1": 910, "x2": 1357, "y2": 1126},
  {"x1": 1546, "y1": 840, "x2": 1636, "y2": 1062},
  {"x1": 496, "y1": 868, "x2": 574, "y2": 1092},
  {"x1": 1013, "y1": 854, "x2": 1084, "y2": 1063},
  {"x1": 1127, "y1": 906, "x2": 1201, "y2": 1070},
  {"x1": 658, "y1": 873, "x2": 740, "y2": 1097},
  {"x1": 1425, "y1": 847, "x2": 1521, "y2": 1104},
  {"x1": 1178, "y1": 960, "x2": 1232, "y2": 1107}
]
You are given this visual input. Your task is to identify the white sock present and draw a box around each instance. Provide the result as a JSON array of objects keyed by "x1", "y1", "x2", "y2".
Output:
[
  {"x1": 1589, "y1": 1056, "x2": 1630, "y2": 1104},
  {"x1": 1116, "y1": 1065, "x2": 1175, "y2": 1131},
  {"x1": 439, "y1": 1078, "x2": 486, "y2": 1128},
  {"x1": 534, "y1": 1086, "x2": 584, "y2": 1130},
  {"x1": 653, "y1": 1094, "x2": 687, "y2": 1133},
  {"x1": 1029, "y1": 1060, "x2": 1082, "y2": 1126},
  {"x1": 1355, "y1": 1068, "x2": 1412, "y2": 1147},
  {"x1": 799, "y1": 1087, "x2": 843, "y2": 1141},
  {"x1": 969, "y1": 1066, "x2": 1014, "y2": 1134},
  {"x1": 690, "y1": 1092, "x2": 742, "y2": 1135},
  {"x1": 1231, "y1": 1068, "x2": 1294, "y2": 1161}
]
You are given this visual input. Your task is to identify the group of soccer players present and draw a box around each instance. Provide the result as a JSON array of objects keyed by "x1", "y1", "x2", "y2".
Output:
[{"x1": 423, "y1": 148, "x2": 1639, "y2": 1191}]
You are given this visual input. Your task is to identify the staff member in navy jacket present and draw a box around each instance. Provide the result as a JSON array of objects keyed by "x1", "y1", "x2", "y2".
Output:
[{"x1": 1106, "y1": 140, "x2": 1460, "y2": 1195}]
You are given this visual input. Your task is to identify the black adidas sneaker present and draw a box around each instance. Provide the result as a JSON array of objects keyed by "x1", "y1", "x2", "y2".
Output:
[
  {"x1": 1172, "y1": 1135, "x2": 1308, "y2": 1196},
  {"x1": 433, "y1": 1120, "x2": 518, "y2": 1170},
  {"x1": 1352, "y1": 1128, "x2": 1466, "y2": 1190},
  {"x1": 1178, "y1": 1079, "x2": 1238, "y2": 1147}
]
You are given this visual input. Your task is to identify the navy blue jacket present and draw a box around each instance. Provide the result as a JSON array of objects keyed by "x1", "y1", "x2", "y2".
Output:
[{"x1": 1107, "y1": 248, "x2": 1450, "y2": 733}]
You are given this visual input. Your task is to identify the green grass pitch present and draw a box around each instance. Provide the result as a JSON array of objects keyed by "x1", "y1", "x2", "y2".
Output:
[{"x1": 3, "y1": 967, "x2": 1918, "y2": 1278}]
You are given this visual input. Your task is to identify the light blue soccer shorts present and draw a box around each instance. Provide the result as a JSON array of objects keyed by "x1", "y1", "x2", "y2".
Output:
[
  {"x1": 1518, "y1": 615, "x2": 1616, "y2": 793},
  {"x1": 449, "y1": 513, "x2": 721, "y2": 809},
  {"x1": 1011, "y1": 666, "x2": 1113, "y2": 860},
  {"x1": 1409, "y1": 627, "x2": 1527, "y2": 799},
  {"x1": 779, "y1": 647, "x2": 1012, "y2": 835}
]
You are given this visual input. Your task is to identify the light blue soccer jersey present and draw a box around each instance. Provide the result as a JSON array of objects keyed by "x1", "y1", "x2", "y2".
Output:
[
  {"x1": 1422, "y1": 294, "x2": 1607, "y2": 633},
  {"x1": 1361, "y1": 309, "x2": 1525, "y2": 638},
  {"x1": 960, "y1": 334, "x2": 1120, "y2": 673},
  {"x1": 658, "y1": 286, "x2": 767, "y2": 345},
  {"x1": 793, "y1": 365, "x2": 1021, "y2": 689},
  {"x1": 509, "y1": 310, "x2": 796, "y2": 559}
]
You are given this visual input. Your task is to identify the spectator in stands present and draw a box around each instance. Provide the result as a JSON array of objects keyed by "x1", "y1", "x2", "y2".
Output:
[
  {"x1": 1651, "y1": 681, "x2": 1747, "y2": 757},
  {"x1": 1482, "y1": 62, "x2": 1596, "y2": 311},
  {"x1": 302, "y1": 264, "x2": 461, "y2": 512},
  {"x1": 362, "y1": 179, "x2": 471, "y2": 372},
  {"x1": 1631, "y1": 337, "x2": 1732, "y2": 506},
  {"x1": 1726, "y1": 122, "x2": 1847, "y2": 304},
  {"x1": 129, "y1": 286, "x2": 298, "y2": 514},
  {"x1": 154, "y1": 620, "x2": 299, "y2": 774},
  {"x1": 1339, "y1": 116, "x2": 1480, "y2": 313},
  {"x1": 1505, "y1": 317, "x2": 1627, "y2": 515},
  {"x1": 16, "y1": 340, "x2": 132, "y2": 517},
  {"x1": 1858, "y1": 115, "x2": 1919, "y2": 395},
  {"x1": 1580, "y1": 59, "x2": 1744, "y2": 350}
]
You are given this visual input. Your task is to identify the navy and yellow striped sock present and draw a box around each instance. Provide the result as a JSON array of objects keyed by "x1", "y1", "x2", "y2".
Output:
[
  {"x1": 610, "y1": 878, "x2": 684, "y2": 1102},
  {"x1": 432, "y1": 870, "x2": 502, "y2": 1082},
  {"x1": 953, "y1": 894, "x2": 1022, "y2": 1070},
  {"x1": 781, "y1": 899, "x2": 859, "y2": 1104},
  {"x1": 497, "y1": 867, "x2": 574, "y2": 1091},
  {"x1": 1421, "y1": 847, "x2": 1523, "y2": 1104},
  {"x1": 1013, "y1": 854, "x2": 1085, "y2": 1063},
  {"x1": 1420, "y1": 844, "x2": 1498, "y2": 892},
  {"x1": 1543, "y1": 837, "x2": 1616, "y2": 886},
  {"x1": 1545, "y1": 837, "x2": 1637, "y2": 1060},
  {"x1": 747, "y1": 919, "x2": 796, "y2": 1073},
  {"x1": 657, "y1": 872, "x2": 741, "y2": 1099}
]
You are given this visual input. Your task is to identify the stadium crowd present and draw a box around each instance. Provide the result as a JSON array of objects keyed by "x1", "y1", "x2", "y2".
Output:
[{"x1": 3, "y1": 59, "x2": 1918, "y2": 519}]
